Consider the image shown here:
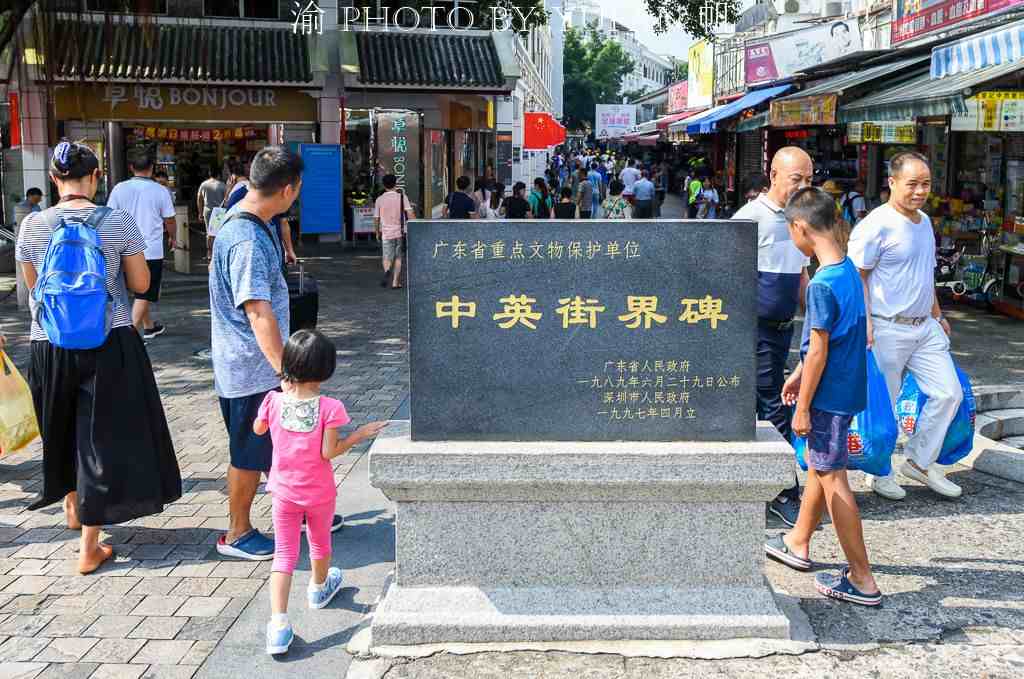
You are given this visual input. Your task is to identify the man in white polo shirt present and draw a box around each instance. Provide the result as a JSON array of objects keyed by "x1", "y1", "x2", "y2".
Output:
[
  {"x1": 848, "y1": 151, "x2": 962, "y2": 500},
  {"x1": 733, "y1": 146, "x2": 812, "y2": 527}
]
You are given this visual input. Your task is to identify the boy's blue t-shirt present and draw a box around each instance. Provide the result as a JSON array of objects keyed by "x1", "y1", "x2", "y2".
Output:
[{"x1": 800, "y1": 257, "x2": 867, "y2": 415}]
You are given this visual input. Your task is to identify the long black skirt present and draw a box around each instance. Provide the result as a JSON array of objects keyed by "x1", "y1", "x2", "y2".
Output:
[{"x1": 28, "y1": 326, "x2": 182, "y2": 526}]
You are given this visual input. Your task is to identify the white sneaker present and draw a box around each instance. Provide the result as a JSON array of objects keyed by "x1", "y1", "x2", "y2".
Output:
[
  {"x1": 870, "y1": 473, "x2": 906, "y2": 500},
  {"x1": 900, "y1": 461, "x2": 962, "y2": 498}
]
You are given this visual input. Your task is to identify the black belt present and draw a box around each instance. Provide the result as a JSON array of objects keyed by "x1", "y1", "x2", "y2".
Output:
[{"x1": 758, "y1": 318, "x2": 794, "y2": 331}]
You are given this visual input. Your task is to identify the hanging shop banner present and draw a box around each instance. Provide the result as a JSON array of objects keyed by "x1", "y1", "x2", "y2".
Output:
[
  {"x1": 893, "y1": 0, "x2": 1024, "y2": 45},
  {"x1": 55, "y1": 84, "x2": 316, "y2": 122},
  {"x1": 769, "y1": 94, "x2": 838, "y2": 128},
  {"x1": 376, "y1": 111, "x2": 422, "y2": 214},
  {"x1": 595, "y1": 104, "x2": 636, "y2": 140},
  {"x1": 951, "y1": 93, "x2": 1024, "y2": 131},
  {"x1": 128, "y1": 126, "x2": 263, "y2": 141},
  {"x1": 847, "y1": 121, "x2": 918, "y2": 144},
  {"x1": 299, "y1": 144, "x2": 343, "y2": 235},
  {"x1": 746, "y1": 22, "x2": 862, "y2": 85},
  {"x1": 667, "y1": 81, "x2": 689, "y2": 114},
  {"x1": 687, "y1": 41, "x2": 714, "y2": 109}
]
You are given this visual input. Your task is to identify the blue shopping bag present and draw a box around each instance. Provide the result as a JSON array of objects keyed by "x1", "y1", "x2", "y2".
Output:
[
  {"x1": 793, "y1": 349, "x2": 897, "y2": 476},
  {"x1": 895, "y1": 363, "x2": 976, "y2": 466}
]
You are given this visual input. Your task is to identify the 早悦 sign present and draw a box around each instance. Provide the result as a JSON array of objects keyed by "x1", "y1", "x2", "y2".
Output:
[
  {"x1": 687, "y1": 41, "x2": 714, "y2": 109},
  {"x1": 407, "y1": 220, "x2": 758, "y2": 442},
  {"x1": 376, "y1": 111, "x2": 422, "y2": 213},
  {"x1": 769, "y1": 94, "x2": 838, "y2": 127},
  {"x1": 55, "y1": 84, "x2": 316, "y2": 122},
  {"x1": 746, "y1": 21, "x2": 861, "y2": 85},
  {"x1": 595, "y1": 104, "x2": 636, "y2": 139}
]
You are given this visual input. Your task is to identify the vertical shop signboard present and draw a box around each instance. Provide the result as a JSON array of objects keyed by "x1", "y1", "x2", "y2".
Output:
[
  {"x1": 496, "y1": 132, "x2": 513, "y2": 187},
  {"x1": 377, "y1": 111, "x2": 422, "y2": 215},
  {"x1": 299, "y1": 144, "x2": 343, "y2": 234}
]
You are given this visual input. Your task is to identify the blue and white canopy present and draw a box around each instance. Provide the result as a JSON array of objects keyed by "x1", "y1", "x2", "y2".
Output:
[{"x1": 931, "y1": 20, "x2": 1024, "y2": 79}]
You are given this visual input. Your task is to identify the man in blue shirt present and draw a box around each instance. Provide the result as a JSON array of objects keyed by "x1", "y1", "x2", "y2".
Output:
[
  {"x1": 17, "y1": 187, "x2": 43, "y2": 214},
  {"x1": 210, "y1": 146, "x2": 300, "y2": 562},
  {"x1": 588, "y1": 162, "x2": 604, "y2": 218},
  {"x1": 766, "y1": 186, "x2": 881, "y2": 608},
  {"x1": 443, "y1": 176, "x2": 478, "y2": 219},
  {"x1": 632, "y1": 170, "x2": 656, "y2": 218},
  {"x1": 732, "y1": 147, "x2": 812, "y2": 527}
]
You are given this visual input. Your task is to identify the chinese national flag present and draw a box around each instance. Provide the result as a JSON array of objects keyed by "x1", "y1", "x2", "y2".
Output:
[{"x1": 524, "y1": 112, "x2": 565, "y2": 149}]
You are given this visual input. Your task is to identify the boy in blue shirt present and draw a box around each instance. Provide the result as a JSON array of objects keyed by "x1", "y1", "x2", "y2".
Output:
[{"x1": 764, "y1": 187, "x2": 882, "y2": 607}]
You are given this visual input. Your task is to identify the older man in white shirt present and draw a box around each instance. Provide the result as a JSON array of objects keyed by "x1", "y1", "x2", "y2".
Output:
[{"x1": 848, "y1": 151, "x2": 962, "y2": 500}]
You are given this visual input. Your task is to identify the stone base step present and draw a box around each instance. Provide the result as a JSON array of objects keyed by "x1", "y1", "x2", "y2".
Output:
[
  {"x1": 977, "y1": 409, "x2": 1024, "y2": 441},
  {"x1": 973, "y1": 386, "x2": 1024, "y2": 414},
  {"x1": 370, "y1": 584, "x2": 791, "y2": 646},
  {"x1": 1002, "y1": 436, "x2": 1024, "y2": 450}
]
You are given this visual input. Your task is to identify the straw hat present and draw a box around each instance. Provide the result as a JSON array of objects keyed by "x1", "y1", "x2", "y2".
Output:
[{"x1": 821, "y1": 180, "x2": 843, "y2": 196}]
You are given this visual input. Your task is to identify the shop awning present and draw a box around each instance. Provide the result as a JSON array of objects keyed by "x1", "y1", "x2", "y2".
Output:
[
  {"x1": 47, "y1": 17, "x2": 312, "y2": 84},
  {"x1": 668, "y1": 104, "x2": 728, "y2": 132},
  {"x1": 736, "y1": 111, "x2": 768, "y2": 133},
  {"x1": 686, "y1": 84, "x2": 792, "y2": 135},
  {"x1": 341, "y1": 30, "x2": 515, "y2": 92},
  {"x1": 840, "y1": 60, "x2": 1024, "y2": 123},
  {"x1": 931, "y1": 19, "x2": 1024, "y2": 79},
  {"x1": 634, "y1": 119, "x2": 660, "y2": 134},
  {"x1": 655, "y1": 109, "x2": 706, "y2": 130},
  {"x1": 778, "y1": 55, "x2": 930, "y2": 102}
]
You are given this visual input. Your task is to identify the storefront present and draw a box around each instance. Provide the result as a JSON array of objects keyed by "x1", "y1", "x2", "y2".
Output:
[{"x1": 54, "y1": 83, "x2": 318, "y2": 215}]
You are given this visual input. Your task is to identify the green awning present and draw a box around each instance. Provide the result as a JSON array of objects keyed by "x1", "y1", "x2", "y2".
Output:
[
  {"x1": 840, "y1": 60, "x2": 1024, "y2": 123},
  {"x1": 779, "y1": 55, "x2": 930, "y2": 102},
  {"x1": 736, "y1": 111, "x2": 767, "y2": 132}
]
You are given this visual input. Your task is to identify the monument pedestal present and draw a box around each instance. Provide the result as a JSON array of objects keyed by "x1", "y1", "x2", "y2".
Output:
[{"x1": 368, "y1": 421, "x2": 794, "y2": 647}]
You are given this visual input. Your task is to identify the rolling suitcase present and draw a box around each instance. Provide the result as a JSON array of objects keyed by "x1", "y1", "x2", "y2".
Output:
[{"x1": 287, "y1": 262, "x2": 318, "y2": 331}]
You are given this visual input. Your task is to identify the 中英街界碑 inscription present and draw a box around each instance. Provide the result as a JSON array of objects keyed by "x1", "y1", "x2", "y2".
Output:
[{"x1": 408, "y1": 220, "x2": 757, "y2": 441}]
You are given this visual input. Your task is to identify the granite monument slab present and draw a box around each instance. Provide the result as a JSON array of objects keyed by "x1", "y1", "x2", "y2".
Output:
[{"x1": 407, "y1": 219, "x2": 757, "y2": 441}]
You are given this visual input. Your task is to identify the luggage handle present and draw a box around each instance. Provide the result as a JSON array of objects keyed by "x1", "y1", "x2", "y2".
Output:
[{"x1": 2, "y1": 352, "x2": 10, "y2": 377}]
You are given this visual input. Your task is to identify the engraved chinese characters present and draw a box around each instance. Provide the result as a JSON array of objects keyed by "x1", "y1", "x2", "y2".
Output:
[{"x1": 408, "y1": 219, "x2": 757, "y2": 442}]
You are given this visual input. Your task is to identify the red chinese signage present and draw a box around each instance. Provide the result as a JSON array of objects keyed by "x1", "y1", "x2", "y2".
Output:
[
  {"x1": 667, "y1": 81, "x2": 688, "y2": 114},
  {"x1": 892, "y1": 0, "x2": 1024, "y2": 44}
]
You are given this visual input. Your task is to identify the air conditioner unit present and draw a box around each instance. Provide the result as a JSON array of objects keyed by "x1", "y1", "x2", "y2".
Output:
[
  {"x1": 823, "y1": 1, "x2": 844, "y2": 15},
  {"x1": 783, "y1": 0, "x2": 801, "y2": 12}
]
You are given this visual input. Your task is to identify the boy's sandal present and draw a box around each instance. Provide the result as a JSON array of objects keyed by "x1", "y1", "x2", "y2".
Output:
[
  {"x1": 764, "y1": 533, "x2": 812, "y2": 571},
  {"x1": 814, "y1": 567, "x2": 882, "y2": 607}
]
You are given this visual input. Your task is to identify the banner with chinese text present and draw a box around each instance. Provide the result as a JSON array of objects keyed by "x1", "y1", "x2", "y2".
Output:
[
  {"x1": 376, "y1": 111, "x2": 422, "y2": 215},
  {"x1": 769, "y1": 94, "x2": 838, "y2": 128}
]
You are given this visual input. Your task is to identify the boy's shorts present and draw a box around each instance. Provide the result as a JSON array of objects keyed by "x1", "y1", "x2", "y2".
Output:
[
  {"x1": 219, "y1": 390, "x2": 274, "y2": 472},
  {"x1": 382, "y1": 237, "x2": 404, "y2": 262},
  {"x1": 807, "y1": 408, "x2": 854, "y2": 472}
]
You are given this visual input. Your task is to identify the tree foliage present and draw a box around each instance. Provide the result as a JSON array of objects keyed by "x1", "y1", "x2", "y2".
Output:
[
  {"x1": 562, "y1": 25, "x2": 635, "y2": 133},
  {"x1": 672, "y1": 60, "x2": 688, "y2": 83},
  {"x1": 642, "y1": 0, "x2": 741, "y2": 41}
]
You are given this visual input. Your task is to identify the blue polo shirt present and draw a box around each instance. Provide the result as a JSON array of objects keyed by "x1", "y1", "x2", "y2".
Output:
[{"x1": 732, "y1": 194, "x2": 809, "y2": 321}]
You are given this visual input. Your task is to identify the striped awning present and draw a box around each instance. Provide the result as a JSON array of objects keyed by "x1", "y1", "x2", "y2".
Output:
[{"x1": 931, "y1": 20, "x2": 1024, "y2": 79}]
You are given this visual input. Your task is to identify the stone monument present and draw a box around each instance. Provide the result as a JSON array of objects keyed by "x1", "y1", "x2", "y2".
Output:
[{"x1": 368, "y1": 219, "x2": 794, "y2": 646}]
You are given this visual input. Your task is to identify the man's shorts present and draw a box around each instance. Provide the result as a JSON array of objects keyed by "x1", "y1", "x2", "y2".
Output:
[
  {"x1": 136, "y1": 258, "x2": 164, "y2": 302},
  {"x1": 382, "y1": 237, "x2": 404, "y2": 262},
  {"x1": 219, "y1": 390, "x2": 274, "y2": 472},
  {"x1": 807, "y1": 408, "x2": 854, "y2": 472}
]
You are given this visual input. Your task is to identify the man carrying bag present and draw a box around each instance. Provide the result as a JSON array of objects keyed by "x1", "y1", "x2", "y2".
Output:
[{"x1": 374, "y1": 174, "x2": 415, "y2": 289}]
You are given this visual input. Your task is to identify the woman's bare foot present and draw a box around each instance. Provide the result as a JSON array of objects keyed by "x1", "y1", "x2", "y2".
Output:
[
  {"x1": 64, "y1": 495, "x2": 81, "y2": 530},
  {"x1": 78, "y1": 543, "x2": 113, "y2": 575}
]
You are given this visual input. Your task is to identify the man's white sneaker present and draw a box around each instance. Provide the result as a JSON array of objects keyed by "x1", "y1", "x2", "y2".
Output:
[
  {"x1": 870, "y1": 474, "x2": 906, "y2": 500},
  {"x1": 900, "y1": 462, "x2": 962, "y2": 498}
]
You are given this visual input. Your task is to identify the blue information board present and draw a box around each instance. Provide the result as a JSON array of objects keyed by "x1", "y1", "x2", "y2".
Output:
[{"x1": 299, "y1": 144, "x2": 343, "y2": 234}]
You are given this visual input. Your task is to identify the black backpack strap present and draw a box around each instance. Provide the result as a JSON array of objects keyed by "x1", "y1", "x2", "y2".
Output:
[
  {"x1": 85, "y1": 205, "x2": 112, "y2": 229},
  {"x1": 234, "y1": 210, "x2": 285, "y2": 276}
]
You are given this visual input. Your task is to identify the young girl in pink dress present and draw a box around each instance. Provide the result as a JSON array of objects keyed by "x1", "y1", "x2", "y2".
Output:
[{"x1": 253, "y1": 329, "x2": 388, "y2": 655}]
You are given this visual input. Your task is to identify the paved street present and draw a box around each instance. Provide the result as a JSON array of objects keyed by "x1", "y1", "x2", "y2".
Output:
[{"x1": 0, "y1": 198, "x2": 1022, "y2": 678}]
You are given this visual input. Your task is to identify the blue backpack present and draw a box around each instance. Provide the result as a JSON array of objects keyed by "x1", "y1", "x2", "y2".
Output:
[{"x1": 33, "y1": 206, "x2": 113, "y2": 349}]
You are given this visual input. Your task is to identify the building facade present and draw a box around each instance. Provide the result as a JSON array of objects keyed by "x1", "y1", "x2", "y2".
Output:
[{"x1": 563, "y1": 0, "x2": 675, "y2": 96}]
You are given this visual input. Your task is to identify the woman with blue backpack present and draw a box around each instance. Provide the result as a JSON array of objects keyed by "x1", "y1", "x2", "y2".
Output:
[{"x1": 15, "y1": 141, "x2": 182, "y2": 575}]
